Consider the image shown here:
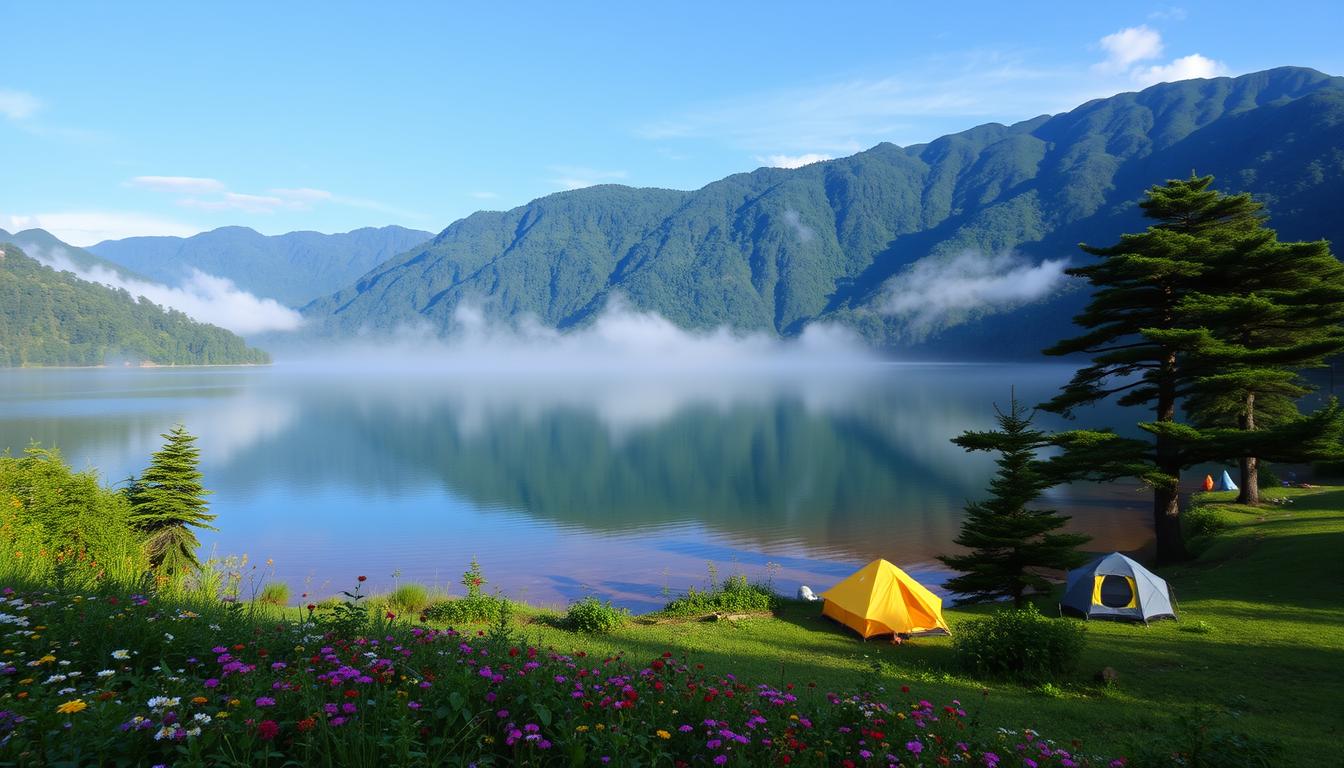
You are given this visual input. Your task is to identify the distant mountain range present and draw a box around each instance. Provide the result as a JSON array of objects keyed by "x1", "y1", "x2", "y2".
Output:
[
  {"x1": 0, "y1": 227, "x2": 149, "y2": 283},
  {"x1": 0, "y1": 244, "x2": 268, "y2": 367},
  {"x1": 298, "y1": 66, "x2": 1344, "y2": 357},
  {"x1": 88, "y1": 225, "x2": 432, "y2": 307}
]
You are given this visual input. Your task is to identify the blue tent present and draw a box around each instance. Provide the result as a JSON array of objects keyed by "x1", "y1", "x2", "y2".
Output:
[
  {"x1": 1060, "y1": 553, "x2": 1177, "y2": 624},
  {"x1": 1217, "y1": 470, "x2": 1239, "y2": 492}
]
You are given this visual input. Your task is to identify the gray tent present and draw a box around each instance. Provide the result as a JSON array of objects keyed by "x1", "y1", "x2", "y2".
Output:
[{"x1": 1059, "y1": 553, "x2": 1177, "y2": 623}]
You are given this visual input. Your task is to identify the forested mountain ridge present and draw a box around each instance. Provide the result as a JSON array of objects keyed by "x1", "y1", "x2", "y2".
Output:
[
  {"x1": 303, "y1": 67, "x2": 1344, "y2": 356},
  {"x1": 0, "y1": 244, "x2": 269, "y2": 367},
  {"x1": 89, "y1": 225, "x2": 433, "y2": 307},
  {"x1": 0, "y1": 227, "x2": 150, "y2": 283}
]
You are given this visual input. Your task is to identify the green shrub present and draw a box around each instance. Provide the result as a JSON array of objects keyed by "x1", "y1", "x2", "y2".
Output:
[
  {"x1": 563, "y1": 596, "x2": 629, "y2": 633},
  {"x1": 662, "y1": 572, "x2": 780, "y2": 616},
  {"x1": 1180, "y1": 619, "x2": 1216, "y2": 635},
  {"x1": 374, "y1": 583, "x2": 434, "y2": 615},
  {"x1": 255, "y1": 581, "x2": 291, "y2": 606},
  {"x1": 1183, "y1": 505, "x2": 1231, "y2": 539},
  {"x1": 422, "y1": 594, "x2": 512, "y2": 626},
  {"x1": 953, "y1": 605, "x2": 1086, "y2": 682}
]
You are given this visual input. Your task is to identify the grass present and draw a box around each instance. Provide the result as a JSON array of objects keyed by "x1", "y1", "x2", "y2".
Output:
[
  {"x1": 491, "y1": 486, "x2": 1343, "y2": 763},
  {"x1": 4, "y1": 485, "x2": 1339, "y2": 763}
]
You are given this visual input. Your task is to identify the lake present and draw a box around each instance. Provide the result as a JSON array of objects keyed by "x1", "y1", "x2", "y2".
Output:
[{"x1": 0, "y1": 363, "x2": 1151, "y2": 611}]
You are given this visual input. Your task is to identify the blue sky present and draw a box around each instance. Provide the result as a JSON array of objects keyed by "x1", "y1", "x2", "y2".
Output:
[{"x1": 2, "y1": 1, "x2": 1340, "y2": 246}]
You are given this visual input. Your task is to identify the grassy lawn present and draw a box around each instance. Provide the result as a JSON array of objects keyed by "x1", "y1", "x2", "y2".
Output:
[{"x1": 504, "y1": 486, "x2": 1344, "y2": 763}]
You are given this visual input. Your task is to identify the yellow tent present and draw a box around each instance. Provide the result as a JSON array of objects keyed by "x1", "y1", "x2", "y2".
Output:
[{"x1": 821, "y1": 559, "x2": 950, "y2": 638}]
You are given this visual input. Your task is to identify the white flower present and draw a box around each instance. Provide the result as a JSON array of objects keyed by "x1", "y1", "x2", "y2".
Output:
[
  {"x1": 66, "y1": 671, "x2": 81, "y2": 678},
  {"x1": 193, "y1": 713, "x2": 212, "y2": 725},
  {"x1": 111, "y1": 649, "x2": 131, "y2": 660},
  {"x1": 97, "y1": 670, "x2": 115, "y2": 678},
  {"x1": 43, "y1": 674, "x2": 69, "y2": 684},
  {"x1": 57, "y1": 686, "x2": 76, "y2": 695},
  {"x1": 147, "y1": 695, "x2": 181, "y2": 710},
  {"x1": 185, "y1": 726, "x2": 202, "y2": 737},
  {"x1": 57, "y1": 660, "x2": 71, "y2": 666},
  {"x1": 163, "y1": 633, "x2": 174, "y2": 642},
  {"x1": 154, "y1": 725, "x2": 175, "y2": 741}
]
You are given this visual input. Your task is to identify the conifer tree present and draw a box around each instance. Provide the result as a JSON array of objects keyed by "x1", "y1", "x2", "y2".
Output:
[
  {"x1": 1181, "y1": 234, "x2": 1344, "y2": 503},
  {"x1": 939, "y1": 392, "x2": 1090, "y2": 607},
  {"x1": 1043, "y1": 175, "x2": 1344, "y2": 559},
  {"x1": 126, "y1": 425, "x2": 215, "y2": 578}
]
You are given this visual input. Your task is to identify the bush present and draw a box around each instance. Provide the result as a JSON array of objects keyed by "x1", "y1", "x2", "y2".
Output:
[
  {"x1": 422, "y1": 593, "x2": 512, "y2": 626},
  {"x1": 374, "y1": 583, "x2": 434, "y2": 615},
  {"x1": 255, "y1": 582, "x2": 291, "y2": 606},
  {"x1": 662, "y1": 572, "x2": 779, "y2": 616},
  {"x1": 563, "y1": 596, "x2": 629, "y2": 633},
  {"x1": 953, "y1": 605, "x2": 1086, "y2": 682}
]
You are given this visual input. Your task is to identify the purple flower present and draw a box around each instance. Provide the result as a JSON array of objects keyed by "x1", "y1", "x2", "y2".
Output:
[
  {"x1": 906, "y1": 740, "x2": 924, "y2": 754},
  {"x1": 714, "y1": 756, "x2": 728, "y2": 766},
  {"x1": 254, "y1": 697, "x2": 276, "y2": 708},
  {"x1": 203, "y1": 678, "x2": 219, "y2": 688}
]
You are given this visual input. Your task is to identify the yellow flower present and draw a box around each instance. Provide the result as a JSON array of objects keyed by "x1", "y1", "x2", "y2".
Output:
[
  {"x1": 228, "y1": 698, "x2": 241, "y2": 707},
  {"x1": 656, "y1": 729, "x2": 671, "y2": 740},
  {"x1": 575, "y1": 725, "x2": 589, "y2": 733},
  {"x1": 37, "y1": 654, "x2": 56, "y2": 665},
  {"x1": 56, "y1": 699, "x2": 88, "y2": 714},
  {"x1": 595, "y1": 723, "x2": 605, "y2": 731},
  {"x1": 18, "y1": 678, "x2": 33, "y2": 685}
]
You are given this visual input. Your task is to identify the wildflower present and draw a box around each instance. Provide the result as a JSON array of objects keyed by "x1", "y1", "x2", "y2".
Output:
[
  {"x1": 56, "y1": 699, "x2": 87, "y2": 714},
  {"x1": 192, "y1": 696, "x2": 208, "y2": 705},
  {"x1": 255, "y1": 696, "x2": 276, "y2": 708},
  {"x1": 358, "y1": 576, "x2": 367, "y2": 582},
  {"x1": 656, "y1": 729, "x2": 671, "y2": 739},
  {"x1": 258, "y1": 719, "x2": 280, "y2": 740},
  {"x1": 97, "y1": 669, "x2": 115, "y2": 678},
  {"x1": 906, "y1": 741, "x2": 924, "y2": 754},
  {"x1": 111, "y1": 649, "x2": 130, "y2": 660}
]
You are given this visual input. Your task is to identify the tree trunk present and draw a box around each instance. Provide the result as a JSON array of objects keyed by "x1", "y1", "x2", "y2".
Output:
[
  {"x1": 1153, "y1": 483, "x2": 1187, "y2": 564},
  {"x1": 1154, "y1": 349, "x2": 1190, "y2": 563},
  {"x1": 1237, "y1": 391, "x2": 1260, "y2": 505}
]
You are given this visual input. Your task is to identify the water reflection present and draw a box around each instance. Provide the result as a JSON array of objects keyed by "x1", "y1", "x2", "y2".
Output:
[{"x1": 0, "y1": 364, "x2": 1150, "y2": 610}]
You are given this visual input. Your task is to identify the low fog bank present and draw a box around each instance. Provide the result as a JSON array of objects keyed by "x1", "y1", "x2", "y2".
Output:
[
  {"x1": 28, "y1": 245, "x2": 303, "y2": 335},
  {"x1": 279, "y1": 299, "x2": 885, "y2": 375}
]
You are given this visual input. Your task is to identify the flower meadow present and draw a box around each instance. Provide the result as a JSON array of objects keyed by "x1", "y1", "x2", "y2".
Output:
[{"x1": 0, "y1": 581, "x2": 1125, "y2": 767}]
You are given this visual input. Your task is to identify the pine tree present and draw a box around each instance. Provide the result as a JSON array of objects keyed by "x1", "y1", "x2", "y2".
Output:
[
  {"x1": 1042, "y1": 176, "x2": 1258, "y2": 562},
  {"x1": 1181, "y1": 235, "x2": 1344, "y2": 503},
  {"x1": 1043, "y1": 175, "x2": 1344, "y2": 559},
  {"x1": 126, "y1": 425, "x2": 215, "y2": 578},
  {"x1": 938, "y1": 392, "x2": 1090, "y2": 607}
]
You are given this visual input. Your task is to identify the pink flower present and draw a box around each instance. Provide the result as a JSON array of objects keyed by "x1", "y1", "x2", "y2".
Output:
[{"x1": 257, "y1": 720, "x2": 279, "y2": 741}]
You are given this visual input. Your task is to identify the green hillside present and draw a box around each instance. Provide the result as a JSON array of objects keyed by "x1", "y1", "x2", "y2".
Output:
[
  {"x1": 88, "y1": 225, "x2": 433, "y2": 307},
  {"x1": 0, "y1": 244, "x2": 270, "y2": 367},
  {"x1": 304, "y1": 67, "x2": 1344, "y2": 356},
  {"x1": 0, "y1": 227, "x2": 150, "y2": 283}
]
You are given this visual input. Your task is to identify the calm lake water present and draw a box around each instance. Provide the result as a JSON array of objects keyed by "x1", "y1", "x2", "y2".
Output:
[{"x1": 0, "y1": 363, "x2": 1151, "y2": 611}]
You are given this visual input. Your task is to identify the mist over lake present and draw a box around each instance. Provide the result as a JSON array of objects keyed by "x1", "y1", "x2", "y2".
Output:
[
  {"x1": 0, "y1": 363, "x2": 1149, "y2": 611},
  {"x1": 2, "y1": 363, "x2": 1155, "y2": 610}
]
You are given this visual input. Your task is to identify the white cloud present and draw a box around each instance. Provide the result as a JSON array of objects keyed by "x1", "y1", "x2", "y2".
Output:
[
  {"x1": 1, "y1": 211, "x2": 201, "y2": 246},
  {"x1": 1097, "y1": 25, "x2": 1164, "y2": 71},
  {"x1": 28, "y1": 244, "x2": 304, "y2": 335},
  {"x1": 780, "y1": 209, "x2": 815, "y2": 244},
  {"x1": 0, "y1": 88, "x2": 41, "y2": 120},
  {"x1": 128, "y1": 176, "x2": 227, "y2": 194},
  {"x1": 879, "y1": 250, "x2": 1068, "y2": 334},
  {"x1": 548, "y1": 166, "x2": 628, "y2": 191},
  {"x1": 311, "y1": 295, "x2": 873, "y2": 375},
  {"x1": 1133, "y1": 53, "x2": 1228, "y2": 85},
  {"x1": 759, "y1": 153, "x2": 833, "y2": 169}
]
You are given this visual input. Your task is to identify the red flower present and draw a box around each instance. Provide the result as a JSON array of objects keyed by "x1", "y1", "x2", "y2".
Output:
[
  {"x1": 900, "y1": 685, "x2": 910, "y2": 693},
  {"x1": 297, "y1": 717, "x2": 316, "y2": 733},
  {"x1": 386, "y1": 611, "x2": 396, "y2": 620},
  {"x1": 306, "y1": 603, "x2": 316, "y2": 612},
  {"x1": 257, "y1": 719, "x2": 279, "y2": 741}
]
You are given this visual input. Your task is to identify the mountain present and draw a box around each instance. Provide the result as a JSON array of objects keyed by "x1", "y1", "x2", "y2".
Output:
[
  {"x1": 303, "y1": 67, "x2": 1344, "y2": 356},
  {"x1": 0, "y1": 228, "x2": 149, "y2": 282},
  {"x1": 89, "y1": 225, "x2": 433, "y2": 307},
  {"x1": 0, "y1": 243, "x2": 269, "y2": 367}
]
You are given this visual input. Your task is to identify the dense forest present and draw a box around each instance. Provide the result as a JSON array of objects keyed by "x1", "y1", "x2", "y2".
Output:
[{"x1": 0, "y1": 244, "x2": 270, "y2": 367}]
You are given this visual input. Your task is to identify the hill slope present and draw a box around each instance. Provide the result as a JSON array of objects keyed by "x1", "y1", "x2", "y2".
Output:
[
  {"x1": 304, "y1": 67, "x2": 1344, "y2": 356},
  {"x1": 0, "y1": 244, "x2": 269, "y2": 367},
  {"x1": 89, "y1": 225, "x2": 433, "y2": 307},
  {"x1": 0, "y1": 228, "x2": 149, "y2": 283}
]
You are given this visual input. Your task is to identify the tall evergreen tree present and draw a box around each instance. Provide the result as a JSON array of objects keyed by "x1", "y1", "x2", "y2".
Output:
[
  {"x1": 1042, "y1": 176, "x2": 1259, "y2": 562},
  {"x1": 126, "y1": 425, "x2": 215, "y2": 578},
  {"x1": 1043, "y1": 175, "x2": 1344, "y2": 560},
  {"x1": 1180, "y1": 235, "x2": 1344, "y2": 503},
  {"x1": 939, "y1": 392, "x2": 1090, "y2": 607}
]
